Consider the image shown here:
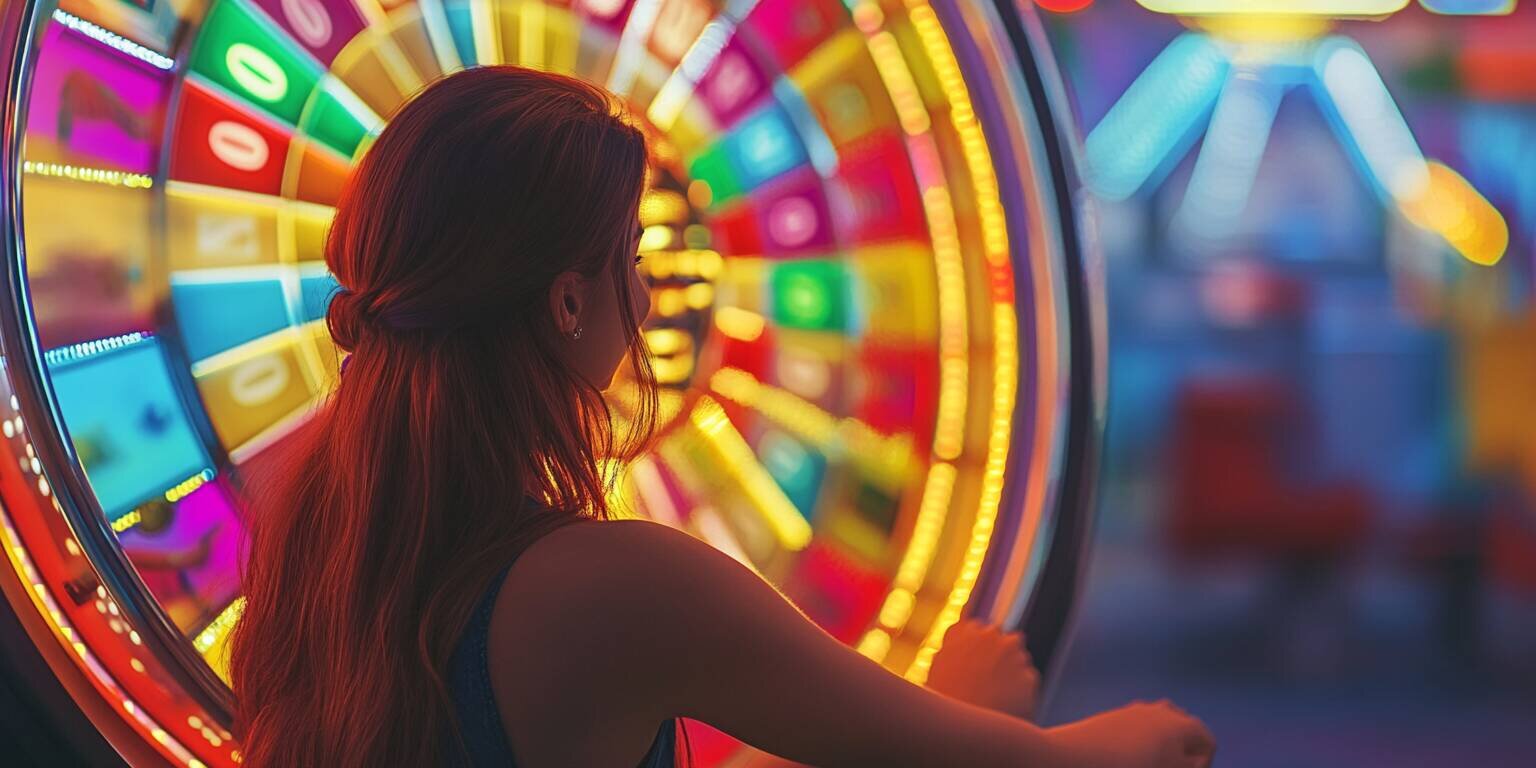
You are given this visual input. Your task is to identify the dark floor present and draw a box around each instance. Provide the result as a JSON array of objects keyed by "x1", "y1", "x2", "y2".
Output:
[{"x1": 1041, "y1": 535, "x2": 1536, "y2": 768}]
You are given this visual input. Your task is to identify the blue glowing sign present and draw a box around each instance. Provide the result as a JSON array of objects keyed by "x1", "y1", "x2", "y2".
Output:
[
  {"x1": 726, "y1": 104, "x2": 809, "y2": 189},
  {"x1": 1420, "y1": 0, "x2": 1515, "y2": 14},
  {"x1": 170, "y1": 275, "x2": 290, "y2": 360},
  {"x1": 758, "y1": 428, "x2": 826, "y2": 520},
  {"x1": 48, "y1": 336, "x2": 213, "y2": 522},
  {"x1": 299, "y1": 272, "x2": 340, "y2": 323},
  {"x1": 1085, "y1": 33, "x2": 1229, "y2": 201}
]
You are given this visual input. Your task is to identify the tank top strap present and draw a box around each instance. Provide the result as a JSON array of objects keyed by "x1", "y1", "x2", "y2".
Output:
[
  {"x1": 446, "y1": 563, "x2": 518, "y2": 767},
  {"x1": 447, "y1": 526, "x2": 679, "y2": 767}
]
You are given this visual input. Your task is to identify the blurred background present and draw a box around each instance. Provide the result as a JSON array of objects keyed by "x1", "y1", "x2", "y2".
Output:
[{"x1": 1031, "y1": 2, "x2": 1536, "y2": 765}]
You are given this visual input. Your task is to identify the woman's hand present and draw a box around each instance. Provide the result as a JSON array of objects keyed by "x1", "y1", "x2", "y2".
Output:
[
  {"x1": 1049, "y1": 700, "x2": 1216, "y2": 768},
  {"x1": 926, "y1": 619, "x2": 1040, "y2": 721}
]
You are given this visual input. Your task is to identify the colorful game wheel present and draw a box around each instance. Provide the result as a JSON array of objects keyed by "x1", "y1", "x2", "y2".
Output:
[{"x1": 0, "y1": 1, "x2": 1100, "y2": 764}]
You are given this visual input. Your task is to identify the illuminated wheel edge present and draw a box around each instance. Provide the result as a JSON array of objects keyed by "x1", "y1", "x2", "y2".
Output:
[
  {"x1": 930, "y1": 0, "x2": 1103, "y2": 688},
  {"x1": 0, "y1": 1, "x2": 237, "y2": 765}
]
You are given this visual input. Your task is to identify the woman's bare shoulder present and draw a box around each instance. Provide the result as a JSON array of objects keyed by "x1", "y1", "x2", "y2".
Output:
[
  {"x1": 492, "y1": 515, "x2": 779, "y2": 684},
  {"x1": 488, "y1": 519, "x2": 714, "y2": 764},
  {"x1": 502, "y1": 517, "x2": 739, "y2": 615},
  {"x1": 514, "y1": 516, "x2": 701, "y2": 570},
  {"x1": 487, "y1": 519, "x2": 729, "y2": 728}
]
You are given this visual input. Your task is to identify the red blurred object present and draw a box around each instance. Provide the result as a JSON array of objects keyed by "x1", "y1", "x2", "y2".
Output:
[
  {"x1": 1487, "y1": 502, "x2": 1536, "y2": 592},
  {"x1": 1199, "y1": 262, "x2": 1308, "y2": 328},
  {"x1": 828, "y1": 130, "x2": 928, "y2": 245},
  {"x1": 1034, "y1": 0, "x2": 1094, "y2": 12},
  {"x1": 711, "y1": 202, "x2": 764, "y2": 255},
  {"x1": 1167, "y1": 379, "x2": 1374, "y2": 562},
  {"x1": 856, "y1": 343, "x2": 938, "y2": 450},
  {"x1": 1458, "y1": 16, "x2": 1536, "y2": 101},
  {"x1": 785, "y1": 540, "x2": 889, "y2": 643},
  {"x1": 1459, "y1": 46, "x2": 1536, "y2": 101}
]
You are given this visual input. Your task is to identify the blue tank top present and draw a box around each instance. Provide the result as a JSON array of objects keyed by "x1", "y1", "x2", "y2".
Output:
[{"x1": 447, "y1": 561, "x2": 679, "y2": 767}]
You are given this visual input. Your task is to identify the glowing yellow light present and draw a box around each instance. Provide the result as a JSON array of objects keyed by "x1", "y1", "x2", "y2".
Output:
[
  {"x1": 1136, "y1": 0, "x2": 1408, "y2": 14},
  {"x1": 164, "y1": 469, "x2": 213, "y2": 504},
  {"x1": 638, "y1": 224, "x2": 676, "y2": 252},
  {"x1": 1400, "y1": 161, "x2": 1508, "y2": 266},
  {"x1": 901, "y1": 0, "x2": 1019, "y2": 684},
  {"x1": 857, "y1": 628, "x2": 892, "y2": 659},
  {"x1": 639, "y1": 249, "x2": 722, "y2": 281},
  {"x1": 655, "y1": 288, "x2": 688, "y2": 317},
  {"x1": 517, "y1": 0, "x2": 547, "y2": 68},
  {"x1": 877, "y1": 588, "x2": 915, "y2": 628},
  {"x1": 193, "y1": 598, "x2": 245, "y2": 655},
  {"x1": 866, "y1": 31, "x2": 931, "y2": 136},
  {"x1": 644, "y1": 327, "x2": 692, "y2": 356},
  {"x1": 919, "y1": 182, "x2": 969, "y2": 462},
  {"x1": 111, "y1": 510, "x2": 143, "y2": 533},
  {"x1": 711, "y1": 367, "x2": 828, "y2": 443},
  {"x1": 643, "y1": 253, "x2": 675, "y2": 280},
  {"x1": 696, "y1": 249, "x2": 723, "y2": 279},
  {"x1": 639, "y1": 189, "x2": 691, "y2": 226},
  {"x1": 709, "y1": 368, "x2": 912, "y2": 481},
  {"x1": 714, "y1": 306, "x2": 766, "y2": 341},
  {"x1": 1193, "y1": 16, "x2": 1334, "y2": 40},
  {"x1": 684, "y1": 282, "x2": 714, "y2": 309},
  {"x1": 688, "y1": 397, "x2": 813, "y2": 551},
  {"x1": 22, "y1": 161, "x2": 153, "y2": 189},
  {"x1": 894, "y1": 462, "x2": 955, "y2": 590}
]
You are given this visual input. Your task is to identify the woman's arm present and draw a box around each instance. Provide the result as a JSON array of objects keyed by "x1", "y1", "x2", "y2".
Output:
[{"x1": 522, "y1": 519, "x2": 1208, "y2": 768}]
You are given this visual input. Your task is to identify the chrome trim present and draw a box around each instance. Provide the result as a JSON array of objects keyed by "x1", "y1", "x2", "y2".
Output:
[{"x1": 992, "y1": 0, "x2": 1105, "y2": 690}]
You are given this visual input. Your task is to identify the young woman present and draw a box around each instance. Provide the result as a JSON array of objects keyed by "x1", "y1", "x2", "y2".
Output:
[{"x1": 229, "y1": 66, "x2": 1215, "y2": 768}]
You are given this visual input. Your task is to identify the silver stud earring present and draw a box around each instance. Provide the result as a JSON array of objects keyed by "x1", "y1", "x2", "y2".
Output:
[{"x1": 572, "y1": 326, "x2": 583, "y2": 340}]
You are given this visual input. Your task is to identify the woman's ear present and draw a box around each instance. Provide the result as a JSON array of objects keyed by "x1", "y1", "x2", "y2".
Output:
[{"x1": 548, "y1": 271, "x2": 587, "y2": 336}]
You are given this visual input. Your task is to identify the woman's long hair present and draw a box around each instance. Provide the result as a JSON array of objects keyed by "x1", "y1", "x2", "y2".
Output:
[{"x1": 229, "y1": 66, "x2": 659, "y2": 766}]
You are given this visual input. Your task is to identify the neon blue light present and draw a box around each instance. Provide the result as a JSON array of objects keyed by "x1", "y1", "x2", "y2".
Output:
[
  {"x1": 727, "y1": 104, "x2": 809, "y2": 188},
  {"x1": 1312, "y1": 36, "x2": 1427, "y2": 205},
  {"x1": 1085, "y1": 32, "x2": 1229, "y2": 201},
  {"x1": 444, "y1": 2, "x2": 478, "y2": 66},
  {"x1": 1176, "y1": 73, "x2": 1284, "y2": 239},
  {"x1": 1461, "y1": 105, "x2": 1536, "y2": 238},
  {"x1": 299, "y1": 273, "x2": 341, "y2": 323},
  {"x1": 758, "y1": 429, "x2": 825, "y2": 520},
  {"x1": 47, "y1": 336, "x2": 213, "y2": 522},
  {"x1": 170, "y1": 277, "x2": 290, "y2": 360},
  {"x1": 773, "y1": 78, "x2": 839, "y2": 177},
  {"x1": 1420, "y1": 0, "x2": 1515, "y2": 14}
]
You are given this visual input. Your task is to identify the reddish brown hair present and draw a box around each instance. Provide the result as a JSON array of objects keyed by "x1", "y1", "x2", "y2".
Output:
[{"x1": 229, "y1": 66, "x2": 658, "y2": 766}]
